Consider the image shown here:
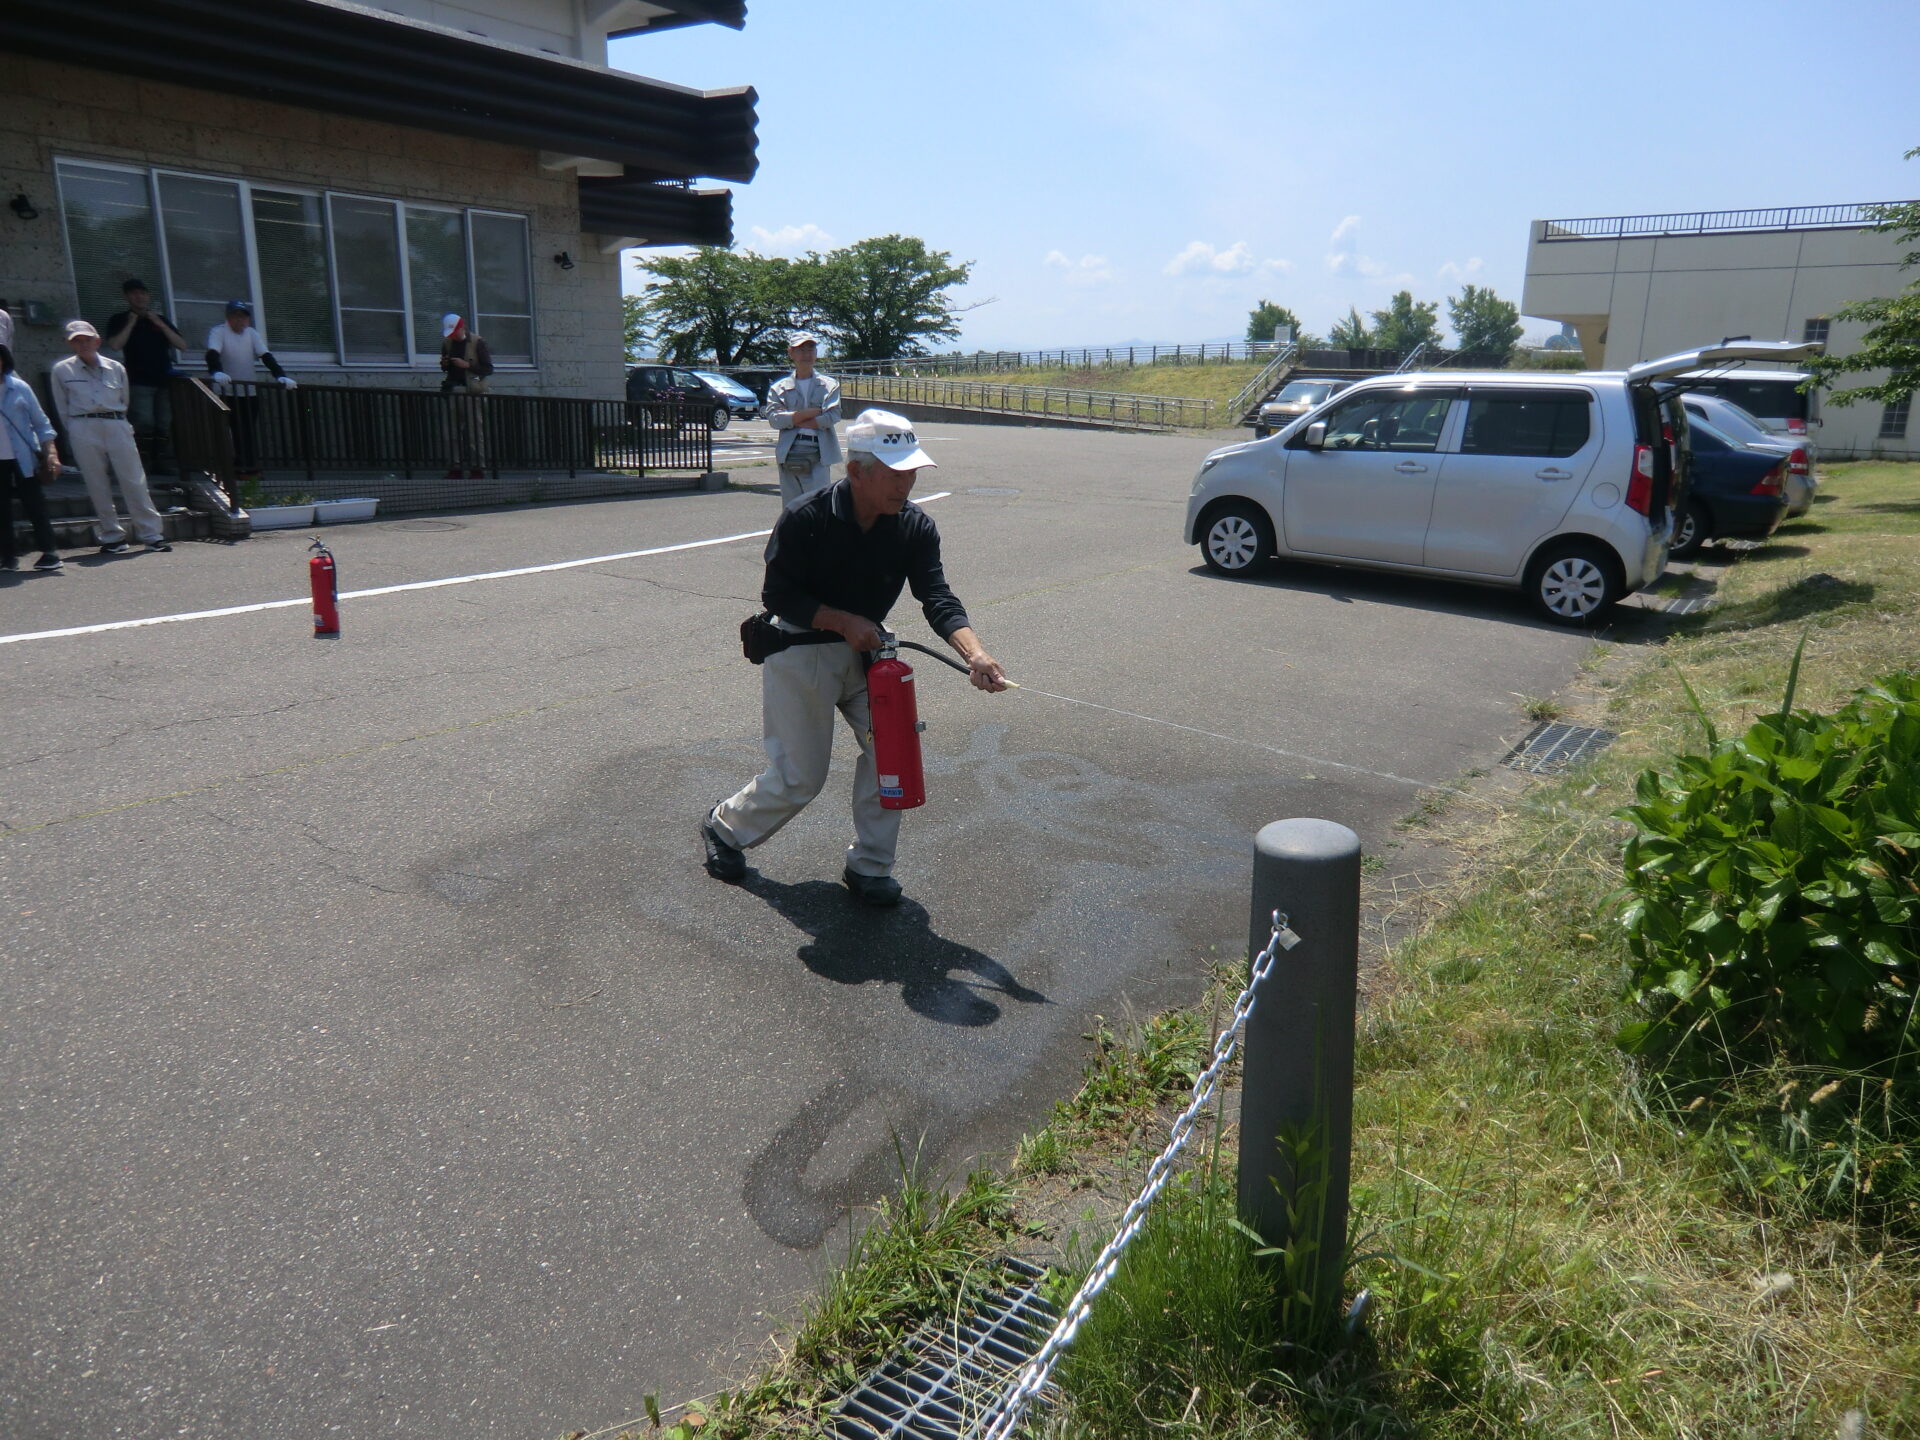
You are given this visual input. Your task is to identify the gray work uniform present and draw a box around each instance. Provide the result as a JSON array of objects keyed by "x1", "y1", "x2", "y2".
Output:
[
  {"x1": 763, "y1": 371, "x2": 842, "y2": 507},
  {"x1": 48, "y1": 353, "x2": 165, "y2": 545}
]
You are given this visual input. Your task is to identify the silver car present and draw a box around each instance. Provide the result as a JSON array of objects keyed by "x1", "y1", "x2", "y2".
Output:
[
  {"x1": 1679, "y1": 392, "x2": 1816, "y2": 516},
  {"x1": 1183, "y1": 341, "x2": 1820, "y2": 625}
]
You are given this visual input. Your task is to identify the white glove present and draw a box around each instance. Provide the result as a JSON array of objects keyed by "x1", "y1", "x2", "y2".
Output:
[
  {"x1": 210, "y1": 371, "x2": 231, "y2": 385},
  {"x1": 278, "y1": 375, "x2": 298, "y2": 390}
]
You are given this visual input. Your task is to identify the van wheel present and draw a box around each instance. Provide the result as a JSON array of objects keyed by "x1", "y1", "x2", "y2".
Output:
[
  {"x1": 1526, "y1": 541, "x2": 1621, "y2": 626},
  {"x1": 1200, "y1": 501, "x2": 1275, "y2": 577},
  {"x1": 1670, "y1": 499, "x2": 1709, "y2": 559}
]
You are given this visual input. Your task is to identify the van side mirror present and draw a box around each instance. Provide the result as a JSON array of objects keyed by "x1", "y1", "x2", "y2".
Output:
[{"x1": 1303, "y1": 421, "x2": 1328, "y2": 450}]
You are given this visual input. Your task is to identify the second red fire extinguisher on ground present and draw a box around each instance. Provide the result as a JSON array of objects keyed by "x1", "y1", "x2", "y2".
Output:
[
  {"x1": 866, "y1": 633, "x2": 926, "y2": 810},
  {"x1": 309, "y1": 538, "x2": 339, "y2": 636}
]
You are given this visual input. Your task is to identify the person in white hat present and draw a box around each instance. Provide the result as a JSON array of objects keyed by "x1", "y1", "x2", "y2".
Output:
[
  {"x1": 703, "y1": 409, "x2": 1009, "y2": 907},
  {"x1": 762, "y1": 331, "x2": 841, "y2": 507},
  {"x1": 48, "y1": 320, "x2": 170, "y2": 554}
]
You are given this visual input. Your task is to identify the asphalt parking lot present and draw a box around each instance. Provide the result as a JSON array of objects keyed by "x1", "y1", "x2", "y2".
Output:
[{"x1": 1, "y1": 422, "x2": 1601, "y2": 1438}]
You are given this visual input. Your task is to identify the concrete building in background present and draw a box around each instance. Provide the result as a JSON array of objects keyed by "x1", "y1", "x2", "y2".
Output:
[
  {"x1": 0, "y1": 0, "x2": 756, "y2": 400},
  {"x1": 1522, "y1": 203, "x2": 1917, "y2": 459}
]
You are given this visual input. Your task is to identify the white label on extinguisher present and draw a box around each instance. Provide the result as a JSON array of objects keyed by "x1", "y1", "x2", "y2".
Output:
[{"x1": 879, "y1": 775, "x2": 900, "y2": 788}]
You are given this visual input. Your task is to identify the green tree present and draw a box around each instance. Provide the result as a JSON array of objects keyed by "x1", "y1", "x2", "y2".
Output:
[
  {"x1": 1246, "y1": 299, "x2": 1303, "y2": 344},
  {"x1": 1369, "y1": 290, "x2": 1443, "y2": 354},
  {"x1": 630, "y1": 247, "x2": 806, "y2": 366},
  {"x1": 621, "y1": 293, "x2": 649, "y2": 361},
  {"x1": 1446, "y1": 283, "x2": 1523, "y2": 364},
  {"x1": 1328, "y1": 306, "x2": 1372, "y2": 349},
  {"x1": 812, "y1": 235, "x2": 972, "y2": 360},
  {"x1": 1806, "y1": 149, "x2": 1920, "y2": 410}
]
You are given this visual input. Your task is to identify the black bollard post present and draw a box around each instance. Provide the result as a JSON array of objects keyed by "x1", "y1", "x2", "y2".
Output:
[{"x1": 1237, "y1": 818, "x2": 1362, "y2": 1327}]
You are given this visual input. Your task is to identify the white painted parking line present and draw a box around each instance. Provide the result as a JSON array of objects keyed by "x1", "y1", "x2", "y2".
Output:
[{"x1": 0, "y1": 492, "x2": 953, "y2": 647}]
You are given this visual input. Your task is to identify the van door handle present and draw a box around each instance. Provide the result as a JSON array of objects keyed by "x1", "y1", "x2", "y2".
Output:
[
  {"x1": 1535, "y1": 467, "x2": 1573, "y2": 481},
  {"x1": 1394, "y1": 461, "x2": 1428, "y2": 473}
]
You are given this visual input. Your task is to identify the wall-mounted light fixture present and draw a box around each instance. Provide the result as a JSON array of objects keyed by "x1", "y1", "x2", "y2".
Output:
[
  {"x1": 10, "y1": 193, "x2": 38, "y2": 221},
  {"x1": 552, "y1": 251, "x2": 575, "y2": 271}
]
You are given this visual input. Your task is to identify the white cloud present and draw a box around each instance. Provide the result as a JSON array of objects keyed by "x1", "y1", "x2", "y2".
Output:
[
  {"x1": 1164, "y1": 239, "x2": 1263, "y2": 277},
  {"x1": 1329, "y1": 214, "x2": 1362, "y2": 244},
  {"x1": 748, "y1": 223, "x2": 835, "y2": 255},
  {"x1": 1438, "y1": 257, "x2": 1485, "y2": 283},
  {"x1": 1044, "y1": 250, "x2": 1118, "y2": 287},
  {"x1": 1325, "y1": 253, "x2": 1349, "y2": 273}
]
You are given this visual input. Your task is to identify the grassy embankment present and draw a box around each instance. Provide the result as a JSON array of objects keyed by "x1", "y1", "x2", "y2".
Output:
[{"x1": 589, "y1": 461, "x2": 1920, "y2": 1440}]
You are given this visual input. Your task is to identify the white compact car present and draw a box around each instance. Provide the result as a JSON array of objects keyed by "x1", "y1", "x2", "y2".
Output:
[{"x1": 1182, "y1": 342, "x2": 1819, "y2": 625}]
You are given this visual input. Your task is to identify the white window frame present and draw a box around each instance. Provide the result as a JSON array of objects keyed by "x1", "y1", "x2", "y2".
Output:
[
  {"x1": 467, "y1": 207, "x2": 537, "y2": 369},
  {"x1": 54, "y1": 154, "x2": 537, "y2": 373}
]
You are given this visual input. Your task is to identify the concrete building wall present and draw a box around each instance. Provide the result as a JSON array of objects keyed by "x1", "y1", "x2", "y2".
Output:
[
  {"x1": 0, "y1": 55, "x2": 627, "y2": 401},
  {"x1": 1521, "y1": 219, "x2": 1914, "y2": 459}
]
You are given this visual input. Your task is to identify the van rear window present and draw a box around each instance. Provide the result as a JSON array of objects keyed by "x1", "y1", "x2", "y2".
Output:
[{"x1": 1691, "y1": 379, "x2": 1810, "y2": 424}]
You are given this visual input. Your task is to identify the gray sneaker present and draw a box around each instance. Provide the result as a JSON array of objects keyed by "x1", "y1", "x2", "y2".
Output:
[
  {"x1": 33, "y1": 553, "x2": 63, "y2": 571},
  {"x1": 99, "y1": 540, "x2": 131, "y2": 555}
]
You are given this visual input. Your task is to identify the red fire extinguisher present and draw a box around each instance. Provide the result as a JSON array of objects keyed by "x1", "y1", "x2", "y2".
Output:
[
  {"x1": 867, "y1": 633, "x2": 926, "y2": 811},
  {"x1": 308, "y1": 538, "x2": 339, "y2": 636}
]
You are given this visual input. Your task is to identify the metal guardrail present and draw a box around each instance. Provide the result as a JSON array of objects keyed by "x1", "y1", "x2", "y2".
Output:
[
  {"x1": 841, "y1": 372, "x2": 1216, "y2": 429},
  {"x1": 828, "y1": 340, "x2": 1287, "y2": 376},
  {"x1": 1539, "y1": 202, "x2": 1902, "y2": 240},
  {"x1": 1226, "y1": 343, "x2": 1299, "y2": 421},
  {"x1": 170, "y1": 378, "x2": 712, "y2": 513}
]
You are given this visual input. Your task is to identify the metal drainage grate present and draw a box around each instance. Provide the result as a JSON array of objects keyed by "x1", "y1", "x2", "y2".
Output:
[
  {"x1": 831, "y1": 1256, "x2": 1056, "y2": 1439},
  {"x1": 1503, "y1": 721, "x2": 1618, "y2": 776}
]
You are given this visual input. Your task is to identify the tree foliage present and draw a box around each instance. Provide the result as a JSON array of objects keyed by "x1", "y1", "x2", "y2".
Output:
[
  {"x1": 1369, "y1": 290, "x2": 1443, "y2": 354},
  {"x1": 1328, "y1": 306, "x2": 1372, "y2": 349},
  {"x1": 1806, "y1": 148, "x2": 1920, "y2": 410},
  {"x1": 1246, "y1": 299, "x2": 1303, "y2": 344},
  {"x1": 1446, "y1": 283, "x2": 1523, "y2": 363},
  {"x1": 810, "y1": 235, "x2": 971, "y2": 361},
  {"x1": 628, "y1": 235, "x2": 971, "y2": 366}
]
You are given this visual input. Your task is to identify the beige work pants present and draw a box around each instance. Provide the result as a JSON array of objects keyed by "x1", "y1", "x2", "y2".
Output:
[
  {"x1": 712, "y1": 641, "x2": 901, "y2": 877},
  {"x1": 66, "y1": 416, "x2": 164, "y2": 544}
]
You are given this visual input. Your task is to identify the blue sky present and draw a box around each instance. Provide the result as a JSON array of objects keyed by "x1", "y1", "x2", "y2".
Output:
[{"x1": 612, "y1": 0, "x2": 1920, "y2": 351}]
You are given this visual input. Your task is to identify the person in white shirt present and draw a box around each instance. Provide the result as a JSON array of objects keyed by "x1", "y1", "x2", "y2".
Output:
[
  {"x1": 48, "y1": 320, "x2": 169, "y2": 553},
  {"x1": 763, "y1": 331, "x2": 842, "y2": 508},
  {"x1": 205, "y1": 299, "x2": 296, "y2": 478}
]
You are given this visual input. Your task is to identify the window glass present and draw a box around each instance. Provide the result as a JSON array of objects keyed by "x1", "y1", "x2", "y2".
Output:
[
  {"x1": 1880, "y1": 399, "x2": 1911, "y2": 440},
  {"x1": 406, "y1": 207, "x2": 469, "y2": 359},
  {"x1": 672, "y1": 370, "x2": 705, "y2": 389},
  {"x1": 1802, "y1": 318, "x2": 1831, "y2": 347},
  {"x1": 1317, "y1": 391, "x2": 1453, "y2": 452},
  {"x1": 470, "y1": 211, "x2": 532, "y2": 363},
  {"x1": 1460, "y1": 391, "x2": 1592, "y2": 458},
  {"x1": 58, "y1": 162, "x2": 163, "y2": 333},
  {"x1": 328, "y1": 196, "x2": 407, "y2": 363},
  {"x1": 252, "y1": 190, "x2": 334, "y2": 354},
  {"x1": 158, "y1": 174, "x2": 250, "y2": 346},
  {"x1": 1693, "y1": 379, "x2": 1808, "y2": 425}
]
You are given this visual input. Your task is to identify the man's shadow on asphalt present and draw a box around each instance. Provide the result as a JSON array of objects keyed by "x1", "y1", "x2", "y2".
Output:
[{"x1": 740, "y1": 873, "x2": 1048, "y2": 1026}]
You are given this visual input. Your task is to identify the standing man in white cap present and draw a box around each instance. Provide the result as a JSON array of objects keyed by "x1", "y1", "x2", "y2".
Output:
[
  {"x1": 439, "y1": 313, "x2": 493, "y2": 479},
  {"x1": 48, "y1": 320, "x2": 170, "y2": 554},
  {"x1": 763, "y1": 331, "x2": 841, "y2": 507},
  {"x1": 703, "y1": 409, "x2": 1008, "y2": 907}
]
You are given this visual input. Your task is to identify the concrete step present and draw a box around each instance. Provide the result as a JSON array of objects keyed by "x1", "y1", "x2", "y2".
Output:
[{"x1": 14, "y1": 507, "x2": 211, "y2": 551}]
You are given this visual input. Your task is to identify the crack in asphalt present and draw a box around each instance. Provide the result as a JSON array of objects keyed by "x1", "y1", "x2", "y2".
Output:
[{"x1": 0, "y1": 695, "x2": 343, "y2": 773}]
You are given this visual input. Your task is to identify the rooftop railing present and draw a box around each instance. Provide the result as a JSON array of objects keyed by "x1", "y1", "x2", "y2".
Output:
[{"x1": 1539, "y1": 202, "x2": 1904, "y2": 240}]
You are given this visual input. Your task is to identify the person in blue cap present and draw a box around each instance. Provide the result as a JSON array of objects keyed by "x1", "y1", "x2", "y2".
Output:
[{"x1": 205, "y1": 300, "x2": 296, "y2": 480}]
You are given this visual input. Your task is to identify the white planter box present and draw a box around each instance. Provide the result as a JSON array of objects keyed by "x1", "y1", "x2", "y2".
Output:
[
  {"x1": 314, "y1": 497, "x2": 380, "y2": 524},
  {"x1": 249, "y1": 504, "x2": 316, "y2": 529}
]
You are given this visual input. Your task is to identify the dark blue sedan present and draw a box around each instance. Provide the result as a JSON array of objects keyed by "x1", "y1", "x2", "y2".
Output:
[{"x1": 1671, "y1": 415, "x2": 1790, "y2": 558}]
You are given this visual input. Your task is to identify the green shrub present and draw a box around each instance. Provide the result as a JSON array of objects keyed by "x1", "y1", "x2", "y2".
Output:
[{"x1": 1616, "y1": 669, "x2": 1920, "y2": 1077}]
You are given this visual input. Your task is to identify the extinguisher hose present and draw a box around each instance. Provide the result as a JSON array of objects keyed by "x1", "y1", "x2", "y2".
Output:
[{"x1": 895, "y1": 639, "x2": 972, "y2": 676}]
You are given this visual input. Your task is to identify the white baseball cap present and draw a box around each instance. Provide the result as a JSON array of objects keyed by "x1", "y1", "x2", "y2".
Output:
[
  {"x1": 787, "y1": 331, "x2": 818, "y2": 349},
  {"x1": 64, "y1": 319, "x2": 100, "y2": 340},
  {"x1": 845, "y1": 409, "x2": 936, "y2": 470},
  {"x1": 441, "y1": 313, "x2": 464, "y2": 337}
]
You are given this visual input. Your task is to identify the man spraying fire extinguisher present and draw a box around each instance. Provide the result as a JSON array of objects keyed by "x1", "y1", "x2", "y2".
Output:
[{"x1": 703, "y1": 409, "x2": 1009, "y2": 907}]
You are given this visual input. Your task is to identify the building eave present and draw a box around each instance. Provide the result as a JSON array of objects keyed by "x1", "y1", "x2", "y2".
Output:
[
  {"x1": 0, "y1": 0, "x2": 757, "y2": 182},
  {"x1": 579, "y1": 179, "x2": 732, "y2": 247}
]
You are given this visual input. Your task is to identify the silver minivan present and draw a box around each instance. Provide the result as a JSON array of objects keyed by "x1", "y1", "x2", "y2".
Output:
[{"x1": 1183, "y1": 342, "x2": 1819, "y2": 625}]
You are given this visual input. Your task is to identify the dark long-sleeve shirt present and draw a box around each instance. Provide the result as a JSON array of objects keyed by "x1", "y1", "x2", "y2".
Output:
[{"x1": 762, "y1": 480, "x2": 972, "y2": 640}]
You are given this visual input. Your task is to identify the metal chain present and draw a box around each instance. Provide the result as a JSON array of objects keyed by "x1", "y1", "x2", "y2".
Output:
[{"x1": 970, "y1": 912, "x2": 1296, "y2": 1440}]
